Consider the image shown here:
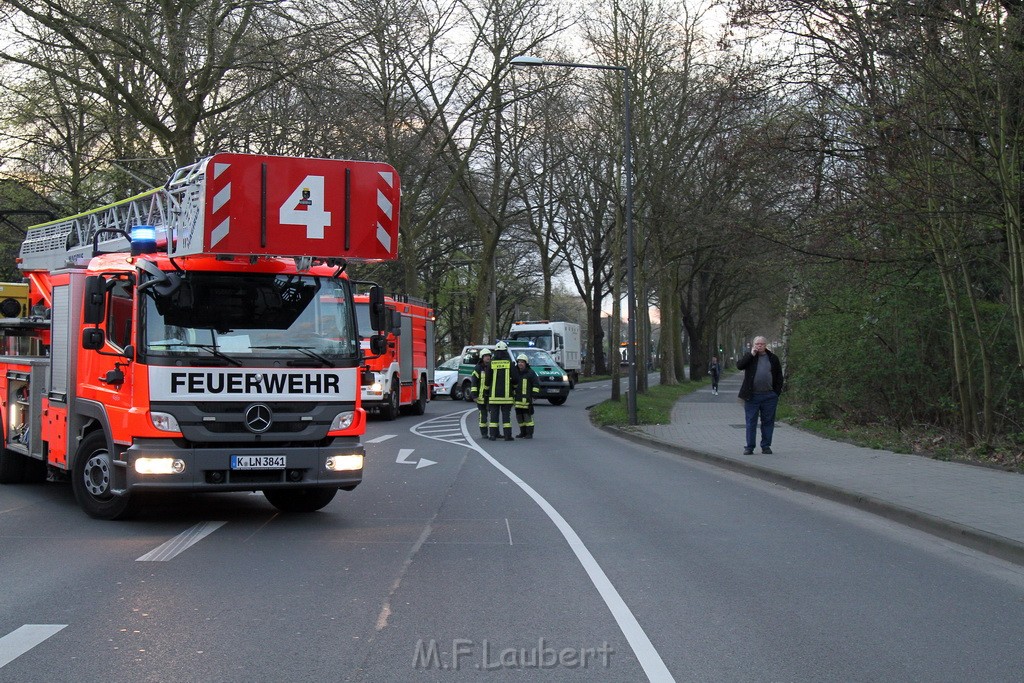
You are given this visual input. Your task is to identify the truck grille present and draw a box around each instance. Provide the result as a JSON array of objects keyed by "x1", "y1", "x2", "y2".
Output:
[{"x1": 153, "y1": 400, "x2": 354, "y2": 444}]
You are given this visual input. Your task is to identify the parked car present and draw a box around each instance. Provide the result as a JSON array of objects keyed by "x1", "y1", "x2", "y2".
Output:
[
  {"x1": 432, "y1": 356, "x2": 462, "y2": 399},
  {"x1": 455, "y1": 344, "x2": 571, "y2": 405}
]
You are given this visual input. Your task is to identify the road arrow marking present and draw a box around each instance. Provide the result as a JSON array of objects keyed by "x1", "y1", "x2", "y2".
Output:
[{"x1": 396, "y1": 448, "x2": 436, "y2": 469}]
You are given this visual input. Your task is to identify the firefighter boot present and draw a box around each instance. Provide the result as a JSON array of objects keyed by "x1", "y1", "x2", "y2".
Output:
[
  {"x1": 488, "y1": 427, "x2": 498, "y2": 441},
  {"x1": 524, "y1": 425, "x2": 534, "y2": 439},
  {"x1": 504, "y1": 428, "x2": 514, "y2": 441}
]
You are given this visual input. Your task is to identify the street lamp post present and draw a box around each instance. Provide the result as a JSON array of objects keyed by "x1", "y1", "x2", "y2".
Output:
[{"x1": 510, "y1": 55, "x2": 638, "y2": 425}]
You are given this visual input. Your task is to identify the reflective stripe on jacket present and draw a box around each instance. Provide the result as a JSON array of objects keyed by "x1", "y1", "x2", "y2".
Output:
[
  {"x1": 471, "y1": 363, "x2": 489, "y2": 405},
  {"x1": 486, "y1": 356, "x2": 518, "y2": 404},
  {"x1": 514, "y1": 368, "x2": 540, "y2": 409}
]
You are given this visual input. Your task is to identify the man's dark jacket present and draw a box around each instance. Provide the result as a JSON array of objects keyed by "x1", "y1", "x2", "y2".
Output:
[{"x1": 735, "y1": 350, "x2": 783, "y2": 400}]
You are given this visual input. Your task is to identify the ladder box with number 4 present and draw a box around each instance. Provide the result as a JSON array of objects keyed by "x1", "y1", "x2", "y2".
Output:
[{"x1": 170, "y1": 153, "x2": 399, "y2": 260}]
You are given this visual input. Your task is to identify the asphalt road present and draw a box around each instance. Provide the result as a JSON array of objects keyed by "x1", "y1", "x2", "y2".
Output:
[{"x1": 2, "y1": 381, "x2": 1024, "y2": 682}]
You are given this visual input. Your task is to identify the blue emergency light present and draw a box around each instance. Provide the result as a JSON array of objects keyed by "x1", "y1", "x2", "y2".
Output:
[{"x1": 131, "y1": 225, "x2": 158, "y2": 255}]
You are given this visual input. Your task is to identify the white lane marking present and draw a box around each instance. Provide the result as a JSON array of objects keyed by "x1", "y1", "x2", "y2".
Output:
[
  {"x1": 410, "y1": 410, "x2": 475, "y2": 448},
  {"x1": 396, "y1": 448, "x2": 436, "y2": 469},
  {"x1": 505, "y1": 518, "x2": 513, "y2": 546},
  {"x1": 0, "y1": 625, "x2": 66, "y2": 668},
  {"x1": 459, "y1": 412, "x2": 675, "y2": 682},
  {"x1": 367, "y1": 434, "x2": 397, "y2": 443},
  {"x1": 136, "y1": 521, "x2": 227, "y2": 561}
]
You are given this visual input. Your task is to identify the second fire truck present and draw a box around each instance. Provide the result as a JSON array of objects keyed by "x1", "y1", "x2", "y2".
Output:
[{"x1": 354, "y1": 294, "x2": 435, "y2": 420}]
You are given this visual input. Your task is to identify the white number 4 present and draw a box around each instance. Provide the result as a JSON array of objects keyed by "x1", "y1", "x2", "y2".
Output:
[{"x1": 279, "y1": 175, "x2": 331, "y2": 239}]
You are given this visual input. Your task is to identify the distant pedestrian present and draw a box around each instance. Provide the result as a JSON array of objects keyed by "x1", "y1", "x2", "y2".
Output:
[
  {"x1": 708, "y1": 356, "x2": 722, "y2": 396},
  {"x1": 514, "y1": 353, "x2": 540, "y2": 438},
  {"x1": 470, "y1": 348, "x2": 492, "y2": 438},
  {"x1": 736, "y1": 336, "x2": 783, "y2": 455}
]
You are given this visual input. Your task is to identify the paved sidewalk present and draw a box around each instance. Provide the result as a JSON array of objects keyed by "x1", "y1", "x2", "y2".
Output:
[{"x1": 617, "y1": 373, "x2": 1024, "y2": 566}]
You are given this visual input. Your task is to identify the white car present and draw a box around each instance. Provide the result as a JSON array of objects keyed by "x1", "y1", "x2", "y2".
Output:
[{"x1": 431, "y1": 356, "x2": 462, "y2": 399}]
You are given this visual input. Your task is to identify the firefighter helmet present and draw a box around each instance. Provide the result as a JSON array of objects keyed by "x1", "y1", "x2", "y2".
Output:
[
  {"x1": 479, "y1": 347, "x2": 493, "y2": 358},
  {"x1": 495, "y1": 341, "x2": 508, "y2": 351},
  {"x1": 516, "y1": 354, "x2": 528, "y2": 363}
]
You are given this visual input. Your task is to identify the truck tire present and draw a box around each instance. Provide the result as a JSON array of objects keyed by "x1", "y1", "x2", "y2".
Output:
[
  {"x1": 72, "y1": 431, "x2": 138, "y2": 520},
  {"x1": 410, "y1": 378, "x2": 427, "y2": 416},
  {"x1": 0, "y1": 448, "x2": 26, "y2": 484},
  {"x1": 263, "y1": 487, "x2": 337, "y2": 513},
  {"x1": 382, "y1": 380, "x2": 400, "y2": 420},
  {"x1": 548, "y1": 396, "x2": 567, "y2": 406}
]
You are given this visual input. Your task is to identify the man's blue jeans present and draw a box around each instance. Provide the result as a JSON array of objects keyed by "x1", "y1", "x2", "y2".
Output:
[{"x1": 744, "y1": 391, "x2": 779, "y2": 449}]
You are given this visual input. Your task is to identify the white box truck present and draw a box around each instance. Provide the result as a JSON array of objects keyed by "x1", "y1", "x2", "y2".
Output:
[{"x1": 508, "y1": 321, "x2": 581, "y2": 386}]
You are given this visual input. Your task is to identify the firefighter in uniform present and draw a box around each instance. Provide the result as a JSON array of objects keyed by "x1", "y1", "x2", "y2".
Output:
[
  {"x1": 514, "y1": 353, "x2": 540, "y2": 439},
  {"x1": 470, "y1": 348, "x2": 492, "y2": 438},
  {"x1": 486, "y1": 341, "x2": 519, "y2": 441}
]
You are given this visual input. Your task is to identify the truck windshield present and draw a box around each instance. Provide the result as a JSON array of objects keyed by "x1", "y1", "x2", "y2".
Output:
[
  {"x1": 510, "y1": 332, "x2": 552, "y2": 351},
  {"x1": 142, "y1": 272, "x2": 359, "y2": 364}
]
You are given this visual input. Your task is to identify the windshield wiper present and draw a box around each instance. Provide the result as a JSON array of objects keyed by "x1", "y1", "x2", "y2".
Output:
[
  {"x1": 147, "y1": 340, "x2": 243, "y2": 366},
  {"x1": 250, "y1": 345, "x2": 336, "y2": 368}
]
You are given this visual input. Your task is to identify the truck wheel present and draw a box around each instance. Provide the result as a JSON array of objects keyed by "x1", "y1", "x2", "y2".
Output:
[
  {"x1": 548, "y1": 396, "x2": 567, "y2": 406},
  {"x1": 450, "y1": 382, "x2": 464, "y2": 401},
  {"x1": 410, "y1": 378, "x2": 427, "y2": 416},
  {"x1": 0, "y1": 448, "x2": 26, "y2": 484},
  {"x1": 462, "y1": 380, "x2": 474, "y2": 402},
  {"x1": 72, "y1": 431, "x2": 137, "y2": 520},
  {"x1": 263, "y1": 487, "x2": 337, "y2": 513},
  {"x1": 382, "y1": 381, "x2": 400, "y2": 420}
]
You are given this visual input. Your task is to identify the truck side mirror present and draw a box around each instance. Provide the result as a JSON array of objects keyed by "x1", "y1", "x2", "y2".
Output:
[
  {"x1": 368, "y1": 286, "x2": 387, "y2": 332},
  {"x1": 369, "y1": 334, "x2": 388, "y2": 356},
  {"x1": 84, "y1": 276, "x2": 106, "y2": 324},
  {"x1": 82, "y1": 328, "x2": 105, "y2": 350},
  {"x1": 391, "y1": 310, "x2": 402, "y2": 335}
]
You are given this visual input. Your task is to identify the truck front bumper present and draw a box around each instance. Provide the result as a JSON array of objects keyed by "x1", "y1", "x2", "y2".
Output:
[{"x1": 119, "y1": 438, "x2": 363, "y2": 492}]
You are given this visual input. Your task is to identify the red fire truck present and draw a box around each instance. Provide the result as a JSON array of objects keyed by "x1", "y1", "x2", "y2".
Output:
[
  {"x1": 0, "y1": 153, "x2": 400, "y2": 519},
  {"x1": 354, "y1": 294, "x2": 435, "y2": 420}
]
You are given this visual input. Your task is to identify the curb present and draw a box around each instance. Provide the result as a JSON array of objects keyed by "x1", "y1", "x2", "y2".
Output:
[{"x1": 604, "y1": 424, "x2": 1024, "y2": 568}]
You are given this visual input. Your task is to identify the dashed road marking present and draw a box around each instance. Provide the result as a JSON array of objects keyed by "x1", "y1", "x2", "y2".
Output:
[
  {"x1": 0, "y1": 625, "x2": 66, "y2": 668},
  {"x1": 367, "y1": 434, "x2": 397, "y2": 443},
  {"x1": 136, "y1": 521, "x2": 227, "y2": 561}
]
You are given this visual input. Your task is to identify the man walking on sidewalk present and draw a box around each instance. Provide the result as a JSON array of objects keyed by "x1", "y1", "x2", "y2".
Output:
[{"x1": 737, "y1": 336, "x2": 783, "y2": 454}]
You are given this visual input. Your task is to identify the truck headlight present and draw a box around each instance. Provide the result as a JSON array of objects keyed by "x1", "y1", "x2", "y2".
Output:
[
  {"x1": 135, "y1": 457, "x2": 185, "y2": 474},
  {"x1": 326, "y1": 454, "x2": 363, "y2": 471},
  {"x1": 150, "y1": 412, "x2": 180, "y2": 432},
  {"x1": 330, "y1": 411, "x2": 355, "y2": 431}
]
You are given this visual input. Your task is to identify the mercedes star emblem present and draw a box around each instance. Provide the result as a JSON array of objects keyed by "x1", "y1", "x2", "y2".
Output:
[{"x1": 244, "y1": 403, "x2": 273, "y2": 433}]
